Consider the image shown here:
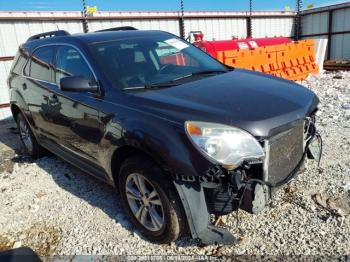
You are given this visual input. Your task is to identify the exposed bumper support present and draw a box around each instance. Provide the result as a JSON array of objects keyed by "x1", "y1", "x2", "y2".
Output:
[{"x1": 173, "y1": 181, "x2": 236, "y2": 245}]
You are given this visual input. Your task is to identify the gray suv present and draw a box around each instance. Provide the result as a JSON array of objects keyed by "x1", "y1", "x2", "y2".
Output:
[{"x1": 8, "y1": 28, "x2": 322, "y2": 245}]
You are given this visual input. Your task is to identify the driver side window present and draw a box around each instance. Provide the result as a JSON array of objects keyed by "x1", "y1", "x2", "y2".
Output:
[{"x1": 55, "y1": 46, "x2": 94, "y2": 84}]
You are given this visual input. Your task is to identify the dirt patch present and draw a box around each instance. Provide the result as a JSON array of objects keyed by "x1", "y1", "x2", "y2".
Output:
[
  {"x1": 0, "y1": 150, "x2": 16, "y2": 174},
  {"x1": 0, "y1": 235, "x2": 14, "y2": 252},
  {"x1": 19, "y1": 224, "x2": 61, "y2": 256},
  {"x1": 35, "y1": 191, "x2": 47, "y2": 199},
  {"x1": 1, "y1": 224, "x2": 61, "y2": 256}
]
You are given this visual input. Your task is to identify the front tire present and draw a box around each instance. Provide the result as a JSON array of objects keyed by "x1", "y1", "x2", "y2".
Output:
[
  {"x1": 119, "y1": 156, "x2": 187, "y2": 243},
  {"x1": 16, "y1": 113, "x2": 45, "y2": 158}
]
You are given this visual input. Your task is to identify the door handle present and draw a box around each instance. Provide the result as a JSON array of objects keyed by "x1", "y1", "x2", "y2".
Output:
[{"x1": 22, "y1": 83, "x2": 27, "y2": 90}]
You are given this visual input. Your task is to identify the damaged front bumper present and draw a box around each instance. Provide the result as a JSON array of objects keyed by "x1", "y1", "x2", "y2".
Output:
[{"x1": 173, "y1": 118, "x2": 322, "y2": 245}]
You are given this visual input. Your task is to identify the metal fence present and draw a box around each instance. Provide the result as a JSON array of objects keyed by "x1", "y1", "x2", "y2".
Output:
[{"x1": 301, "y1": 2, "x2": 350, "y2": 60}]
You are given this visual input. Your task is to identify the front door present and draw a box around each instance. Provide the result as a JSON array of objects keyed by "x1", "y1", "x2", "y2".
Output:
[{"x1": 45, "y1": 45, "x2": 103, "y2": 165}]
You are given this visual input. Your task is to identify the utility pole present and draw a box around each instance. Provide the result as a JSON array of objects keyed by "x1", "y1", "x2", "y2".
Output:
[
  {"x1": 247, "y1": 0, "x2": 253, "y2": 38},
  {"x1": 81, "y1": 0, "x2": 89, "y2": 33},
  {"x1": 294, "y1": 0, "x2": 302, "y2": 40},
  {"x1": 179, "y1": 0, "x2": 185, "y2": 39}
]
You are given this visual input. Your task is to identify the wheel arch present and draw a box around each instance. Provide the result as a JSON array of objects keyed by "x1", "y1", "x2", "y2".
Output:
[
  {"x1": 10, "y1": 103, "x2": 21, "y2": 121},
  {"x1": 110, "y1": 145, "x2": 170, "y2": 187},
  {"x1": 9, "y1": 93, "x2": 35, "y2": 129}
]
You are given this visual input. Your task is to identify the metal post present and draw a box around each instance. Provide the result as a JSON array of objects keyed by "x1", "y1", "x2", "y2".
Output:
[
  {"x1": 179, "y1": 0, "x2": 185, "y2": 39},
  {"x1": 294, "y1": 0, "x2": 302, "y2": 40},
  {"x1": 326, "y1": 10, "x2": 333, "y2": 60},
  {"x1": 81, "y1": 0, "x2": 89, "y2": 33},
  {"x1": 247, "y1": 0, "x2": 253, "y2": 38}
]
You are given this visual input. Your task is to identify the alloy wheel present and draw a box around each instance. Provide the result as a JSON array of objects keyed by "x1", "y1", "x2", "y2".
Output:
[
  {"x1": 19, "y1": 118, "x2": 33, "y2": 153},
  {"x1": 125, "y1": 173, "x2": 165, "y2": 232}
]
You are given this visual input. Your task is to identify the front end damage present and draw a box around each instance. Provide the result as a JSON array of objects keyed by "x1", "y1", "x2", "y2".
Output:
[{"x1": 173, "y1": 116, "x2": 322, "y2": 245}]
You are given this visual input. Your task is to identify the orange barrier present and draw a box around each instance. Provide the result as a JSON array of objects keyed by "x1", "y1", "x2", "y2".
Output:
[{"x1": 217, "y1": 39, "x2": 319, "y2": 81}]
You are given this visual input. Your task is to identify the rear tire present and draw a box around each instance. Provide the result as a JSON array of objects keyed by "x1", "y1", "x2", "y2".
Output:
[
  {"x1": 16, "y1": 113, "x2": 45, "y2": 158},
  {"x1": 119, "y1": 155, "x2": 188, "y2": 243}
]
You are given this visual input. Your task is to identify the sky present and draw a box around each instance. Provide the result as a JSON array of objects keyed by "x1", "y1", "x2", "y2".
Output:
[{"x1": 0, "y1": 0, "x2": 348, "y2": 12}]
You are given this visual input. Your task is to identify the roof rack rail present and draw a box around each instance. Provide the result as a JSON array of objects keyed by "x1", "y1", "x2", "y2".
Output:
[
  {"x1": 27, "y1": 30, "x2": 70, "y2": 42},
  {"x1": 96, "y1": 26, "x2": 138, "y2": 32}
]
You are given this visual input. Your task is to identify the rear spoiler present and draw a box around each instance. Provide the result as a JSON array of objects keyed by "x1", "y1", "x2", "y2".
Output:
[
  {"x1": 27, "y1": 30, "x2": 70, "y2": 42},
  {"x1": 96, "y1": 26, "x2": 137, "y2": 32}
]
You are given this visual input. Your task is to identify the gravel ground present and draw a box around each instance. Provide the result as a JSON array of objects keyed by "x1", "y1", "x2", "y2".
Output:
[{"x1": 0, "y1": 71, "x2": 349, "y2": 258}]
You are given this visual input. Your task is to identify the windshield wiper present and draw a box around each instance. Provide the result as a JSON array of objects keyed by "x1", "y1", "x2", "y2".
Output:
[
  {"x1": 123, "y1": 82, "x2": 179, "y2": 91},
  {"x1": 191, "y1": 69, "x2": 228, "y2": 76},
  {"x1": 144, "y1": 74, "x2": 195, "y2": 89},
  {"x1": 123, "y1": 86, "x2": 147, "y2": 90},
  {"x1": 147, "y1": 70, "x2": 228, "y2": 88},
  {"x1": 145, "y1": 82, "x2": 179, "y2": 89},
  {"x1": 123, "y1": 70, "x2": 228, "y2": 91}
]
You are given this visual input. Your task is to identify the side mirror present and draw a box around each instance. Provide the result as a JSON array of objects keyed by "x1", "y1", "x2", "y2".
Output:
[{"x1": 60, "y1": 76, "x2": 98, "y2": 92}]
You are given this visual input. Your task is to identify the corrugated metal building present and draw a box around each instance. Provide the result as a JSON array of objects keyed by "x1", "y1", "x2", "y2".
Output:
[
  {"x1": 0, "y1": 10, "x2": 295, "y2": 119},
  {"x1": 301, "y1": 2, "x2": 350, "y2": 60}
]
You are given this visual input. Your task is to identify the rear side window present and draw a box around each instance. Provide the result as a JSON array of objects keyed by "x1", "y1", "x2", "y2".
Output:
[
  {"x1": 55, "y1": 46, "x2": 94, "y2": 84},
  {"x1": 24, "y1": 46, "x2": 54, "y2": 82},
  {"x1": 11, "y1": 48, "x2": 29, "y2": 75}
]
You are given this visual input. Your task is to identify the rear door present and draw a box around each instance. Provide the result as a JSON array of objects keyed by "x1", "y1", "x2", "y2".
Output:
[
  {"x1": 22, "y1": 46, "x2": 56, "y2": 138},
  {"x1": 43, "y1": 44, "x2": 103, "y2": 165}
]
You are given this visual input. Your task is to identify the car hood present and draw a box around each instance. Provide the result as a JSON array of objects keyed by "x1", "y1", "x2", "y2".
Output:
[{"x1": 128, "y1": 69, "x2": 319, "y2": 138}]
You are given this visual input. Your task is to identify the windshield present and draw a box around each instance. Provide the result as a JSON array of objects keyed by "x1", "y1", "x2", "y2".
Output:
[{"x1": 89, "y1": 33, "x2": 228, "y2": 90}]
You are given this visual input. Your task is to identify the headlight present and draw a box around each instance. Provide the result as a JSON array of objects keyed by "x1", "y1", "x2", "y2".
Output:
[{"x1": 185, "y1": 121, "x2": 265, "y2": 168}]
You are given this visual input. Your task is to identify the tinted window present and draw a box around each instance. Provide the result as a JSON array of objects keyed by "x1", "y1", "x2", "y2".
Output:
[
  {"x1": 24, "y1": 47, "x2": 54, "y2": 82},
  {"x1": 90, "y1": 34, "x2": 226, "y2": 89},
  {"x1": 55, "y1": 46, "x2": 94, "y2": 84},
  {"x1": 11, "y1": 48, "x2": 29, "y2": 75}
]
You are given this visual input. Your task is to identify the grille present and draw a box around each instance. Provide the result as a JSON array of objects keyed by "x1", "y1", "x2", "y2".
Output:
[{"x1": 265, "y1": 121, "x2": 304, "y2": 185}]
